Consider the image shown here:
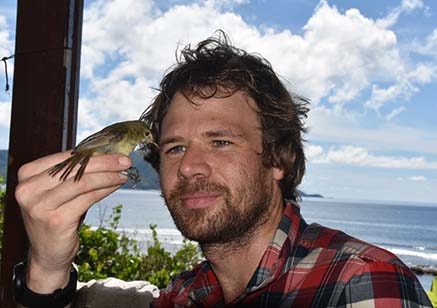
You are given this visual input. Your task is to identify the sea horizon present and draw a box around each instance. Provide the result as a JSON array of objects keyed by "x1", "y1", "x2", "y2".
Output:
[{"x1": 120, "y1": 187, "x2": 437, "y2": 208}]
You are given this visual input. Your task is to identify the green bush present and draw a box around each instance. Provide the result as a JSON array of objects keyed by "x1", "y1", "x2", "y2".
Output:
[{"x1": 76, "y1": 204, "x2": 201, "y2": 288}]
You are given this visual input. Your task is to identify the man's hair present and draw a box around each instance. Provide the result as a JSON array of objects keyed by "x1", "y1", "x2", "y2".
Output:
[{"x1": 141, "y1": 31, "x2": 309, "y2": 201}]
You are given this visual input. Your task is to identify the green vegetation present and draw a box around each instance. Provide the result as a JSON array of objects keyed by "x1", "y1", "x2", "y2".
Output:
[{"x1": 76, "y1": 204, "x2": 202, "y2": 288}]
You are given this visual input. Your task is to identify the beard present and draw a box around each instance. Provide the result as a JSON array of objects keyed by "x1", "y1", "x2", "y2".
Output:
[{"x1": 162, "y1": 166, "x2": 273, "y2": 246}]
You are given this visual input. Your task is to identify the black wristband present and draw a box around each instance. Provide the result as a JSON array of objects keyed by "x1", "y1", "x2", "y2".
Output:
[{"x1": 13, "y1": 261, "x2": 78, "y2": 308}]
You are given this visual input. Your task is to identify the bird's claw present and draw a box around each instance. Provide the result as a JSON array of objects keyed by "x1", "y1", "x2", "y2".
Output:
[{"x1": 120, "y1": 167, "x2": 141, "y2": 189}]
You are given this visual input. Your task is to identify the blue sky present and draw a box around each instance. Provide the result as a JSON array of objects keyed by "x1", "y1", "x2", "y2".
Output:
[{"x1": 0, "y1": 0, "x2": 436, "y2": 203}]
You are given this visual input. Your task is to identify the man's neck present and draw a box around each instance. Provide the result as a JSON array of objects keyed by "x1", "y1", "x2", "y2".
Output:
[{"x1": 200, "y1": 196, "x2": 284, "y2": 304}]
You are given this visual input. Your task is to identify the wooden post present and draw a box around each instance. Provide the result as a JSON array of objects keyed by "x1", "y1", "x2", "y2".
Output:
[{"x1": 0, "y1": 0, "x2": 83, "y2": 306}]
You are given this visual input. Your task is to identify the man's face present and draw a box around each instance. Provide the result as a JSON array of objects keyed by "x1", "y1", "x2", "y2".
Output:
[{"x1": 159, "y1": 91, "x2": 284, "y2": 245}]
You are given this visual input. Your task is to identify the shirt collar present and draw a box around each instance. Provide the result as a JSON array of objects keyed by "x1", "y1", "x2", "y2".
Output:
[
  {"x1": 180, "y1": 200, "x2": 306, "y2": 306},
  {"x1": 245, "y1": 200, "x2": 306, "y2": 292}
]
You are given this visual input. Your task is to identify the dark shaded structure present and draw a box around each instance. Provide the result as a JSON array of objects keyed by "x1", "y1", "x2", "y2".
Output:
[{"x1": 0, "y1": 1, "x2": 83, "y2": 306}]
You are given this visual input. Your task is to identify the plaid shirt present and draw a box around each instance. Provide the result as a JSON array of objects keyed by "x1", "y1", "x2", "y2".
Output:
[{"x1": 154, "y1": 201, "x2": 432, "y2": 307}]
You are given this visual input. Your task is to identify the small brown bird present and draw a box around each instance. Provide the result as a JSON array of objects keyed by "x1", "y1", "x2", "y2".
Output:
[{"x1": 48, "y1": 120, "x2": 157, "y2": 183}]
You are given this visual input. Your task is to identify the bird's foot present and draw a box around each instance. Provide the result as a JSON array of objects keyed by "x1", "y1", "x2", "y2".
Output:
[{"x1": 120, "y1": 167, "x2": 141, "y2": 189}]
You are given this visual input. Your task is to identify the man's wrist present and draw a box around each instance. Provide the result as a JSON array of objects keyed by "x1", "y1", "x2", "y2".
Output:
[
  {"x1": 14, "y1": 261, "x2": 78, "y2": 308},
  {"x1": 26, "y1": 260, "x2": 71, "y2": 293}
]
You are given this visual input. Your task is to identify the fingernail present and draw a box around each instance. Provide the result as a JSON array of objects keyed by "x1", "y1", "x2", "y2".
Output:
[{"x1": 119, "y1": 156, "x2": 130, "y2": 166}]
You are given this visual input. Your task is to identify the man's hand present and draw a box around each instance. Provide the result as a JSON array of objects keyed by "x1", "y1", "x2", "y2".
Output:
[{"x1": 15, "y1": 151, "x2": 131, "y2": 293}]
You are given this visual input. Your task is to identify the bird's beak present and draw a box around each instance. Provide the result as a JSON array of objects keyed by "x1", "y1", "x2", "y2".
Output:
[
  {"x1": 135, "y1": 141, "x2": 159, "y2": 153},
  {"x1": 148, "y1": 140, "x2": 159, "y2": 149}
]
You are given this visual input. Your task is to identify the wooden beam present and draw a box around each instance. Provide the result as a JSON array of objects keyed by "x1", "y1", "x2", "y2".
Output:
[{"x1": 0, "y1": 0, "x2": 83, "y2": 306}]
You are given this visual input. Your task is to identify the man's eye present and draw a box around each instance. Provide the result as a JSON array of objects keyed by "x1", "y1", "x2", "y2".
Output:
[
  {"x1": 166, "y1": 145, "x2": 185, "y2": 154},
  {"x1": 213, "y1": 140, "x2": 231, "y2": 148}
]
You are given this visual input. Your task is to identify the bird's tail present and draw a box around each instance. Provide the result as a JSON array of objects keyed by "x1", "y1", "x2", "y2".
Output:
[{"x1": 48, "y1": 153, "x2": 91, "y2": 182}]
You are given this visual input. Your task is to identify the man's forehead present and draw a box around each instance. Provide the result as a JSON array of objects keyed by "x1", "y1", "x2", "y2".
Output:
[
  {"x1": 161, "y1": 118, "x2": 249, "y2": 137},
  {"x1": 165, "y1": 90, "x2": 258, "y2": 115},
  {"x1": 160, "y1": 92, "x2": 261, "y2": 139}
]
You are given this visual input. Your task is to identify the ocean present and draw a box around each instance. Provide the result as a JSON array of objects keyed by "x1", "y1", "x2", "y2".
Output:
[{"x1": 83, "y1": 189, "x2": 437, "y2": 290}]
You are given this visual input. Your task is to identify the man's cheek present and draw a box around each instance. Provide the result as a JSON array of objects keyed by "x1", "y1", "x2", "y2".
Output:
[{"x1": 160, "y1": 175, "x2": 176, "y2": 197}]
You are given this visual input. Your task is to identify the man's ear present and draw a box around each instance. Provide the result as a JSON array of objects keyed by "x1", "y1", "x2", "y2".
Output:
[
  {"x1": 272, "y1": 152, "x2": 295, "y2": 181},
  {"x1": 273, "y1": 167, "x2": 284, "y2": 181}
]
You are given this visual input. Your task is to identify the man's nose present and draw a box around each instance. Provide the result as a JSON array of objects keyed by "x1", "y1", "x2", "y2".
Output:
[{"x1": 177, "y1": 145, "x2": 212, "y2": 180}]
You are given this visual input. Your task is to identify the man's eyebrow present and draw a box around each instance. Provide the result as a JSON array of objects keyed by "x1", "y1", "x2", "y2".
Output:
[
  {"x1": 160, "y1": 129, "x2": 246, "y2": 146},
  {"x1": 203, "y1": 129, "x2": 245, "y2": 139},
  {"x1": 159, "y1": 136, "x2": 184, "y2": 147}
]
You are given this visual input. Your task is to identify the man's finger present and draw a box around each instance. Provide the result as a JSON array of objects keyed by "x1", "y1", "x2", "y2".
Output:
[
  {"x1": 41, "y1": 171, "x2": 129, "y2": 210},
  {"x1": 55, "y1": 184, "x2": 123, "y2": 221},
  {"x1": 18, "y1": 151, "x2": 73, "y2": 182}
]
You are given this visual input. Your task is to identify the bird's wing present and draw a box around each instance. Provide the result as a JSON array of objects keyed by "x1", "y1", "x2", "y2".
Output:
[{"x1": 75, "y1": 125, "x2": 127, "y2": 152}]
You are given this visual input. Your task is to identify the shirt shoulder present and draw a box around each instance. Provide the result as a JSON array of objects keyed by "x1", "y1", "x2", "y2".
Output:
[
  {"x1": 288, "y1": 222, "x2": 414, "y2": 288},
  {"x1": 289, "y1": 223, "x2": 418, "y2": 292},
  {"x1": 282, "y1": 223, "x2": 432, "y2": 307},
  {"x1": 301, "y1": 222, "x2": 403, "y2": 265}
]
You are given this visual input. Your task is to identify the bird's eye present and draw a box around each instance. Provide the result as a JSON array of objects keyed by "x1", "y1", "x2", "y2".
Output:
[{"x1": 146, "y1": 132, "x2": 150, "y2": 137}]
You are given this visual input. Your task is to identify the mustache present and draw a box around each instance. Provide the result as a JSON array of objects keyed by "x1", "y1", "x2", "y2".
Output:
[{"x1": 169, "y1": 179, "x2": 230, "y2": 199}]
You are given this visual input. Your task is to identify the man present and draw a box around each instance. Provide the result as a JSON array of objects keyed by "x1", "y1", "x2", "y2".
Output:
[{"x1": 15, "y1": 33, "x2": 432, "y2": 307}]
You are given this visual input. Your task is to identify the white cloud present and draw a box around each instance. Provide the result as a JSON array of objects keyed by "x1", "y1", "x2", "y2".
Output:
[
  {"x1": 306, "y1": 144, "x2": 325, "y2": 161},
  {"x1": 409, "y1": 175, "x2": 427, "y2": 181},
  {"x1": 306, "y1": 144, "x2": 437, "y2": 170},
  {"x1": 251, "y1": 2, "x2": 404, "y2": 105},
  {"x1": 81, "y1": 0, "x2": 156, "y2": 79},
  {"x1": 411, "y1": 28, "x2": 437, "y2": 60},
  {"x1": 422, "y1": 29, "x2": 437, "y2": 57},
  {"x1": 0, "y1": 101, "x2": 11, "y2": 127},
  {"x1": 365, "y1": 80, "x2": 419, "y2": 111},
  {"x1": 75, "y1": 0, "x2": 437, "y2": 157},
  {"x1": 386, "y1": 106, "x2": 405, "y2": 121},
  {"x1": 0, "y1": 16, "x2": 13, "y2": 57},
  {"x1": 401, "y1": 0, "x2": 424, "y2": 10},
  {"x1": 79, "y1": 0, "x2": 259, "y2": 130},
  {"x1": 364, "y1": 5, "x2": 437, "y2": 113},
  {"x1": 81, "y1": 0, "x2": 253, "y2": 82},
  {"x1": 365, "y1": 62, "x2": 437, "y2": 112},
  {"x1": 0, "y1": 15, "x2": 14, "y2": 75},
  {"x1": 308, "y1": 106, "x2": 437, "y2": 155},
  {"x1": 0, "y1": 15, "x2": 14, "y2": 99},
  {"x1": 408, "y1": 62, "x2": 437, "y2": 83},
  {"x1": 396, "y1": 175, "x2": 428, "y2": 182},
  {"x1": 0, "y1": 15, "x2": 12, "y2": 56},
  {"x1": 376, "y1": 0, "x2": 425, "y2": 28},
  {"x1": 80, "y1": 0, "x2": 425, "y2": 114},
  {"x1": 78, "y1": 77, "x2": 157, "y2": 134},
  {"x1": 205, "y1": 0, "x2": 249, "y2": 10}
]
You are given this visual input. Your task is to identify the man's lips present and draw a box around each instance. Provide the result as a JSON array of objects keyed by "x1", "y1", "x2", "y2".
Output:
[{"x1": 180, "y1": 192, "x2": 222, "y2": 209}]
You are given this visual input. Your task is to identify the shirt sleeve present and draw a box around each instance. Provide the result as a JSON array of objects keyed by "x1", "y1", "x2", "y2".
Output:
[{"x1": 336, "y1": 261, "x2": 433, "y2": 308}]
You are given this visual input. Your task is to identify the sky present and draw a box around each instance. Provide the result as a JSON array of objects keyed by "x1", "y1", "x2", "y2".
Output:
[{"x1": 0, "y1": 0, "x2": 436, "y2": 203}]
